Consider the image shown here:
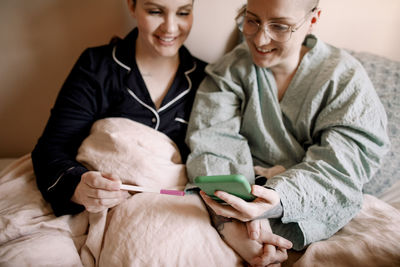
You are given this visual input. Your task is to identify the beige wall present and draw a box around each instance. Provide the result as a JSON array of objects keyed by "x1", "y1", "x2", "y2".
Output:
[
  {"x1": 1, "y1": 0, "x2": 399, "y2": 157},
  {"x1": 185, "y1": 0, "x2": 246, "y2": 63},
  {"x1": 315, "y1": 0, "x2": 400, "y2": 61},
  {"x1": 0, "y1": 1, "x2": 133, "y2": 157}
]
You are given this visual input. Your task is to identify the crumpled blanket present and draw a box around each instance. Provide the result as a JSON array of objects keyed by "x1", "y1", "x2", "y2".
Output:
[
  {"x1": 0, "y1": 118, "x2": 242, "y2": 267},
  {"x1": 0, "y1": 154, "x2": 88, "y2": 267},
  {"x1": 1, "y1": 117, "x2": 400, "y2": 267},
  {"x1": 285, "y1": 194, "x2": 400, "y2": 267},
  {"x1": 76, "y1": 118, "x2": 242, "y2": 267}
]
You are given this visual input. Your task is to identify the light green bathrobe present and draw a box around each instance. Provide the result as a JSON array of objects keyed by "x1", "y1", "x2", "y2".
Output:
[{"x1": 185, "y1": 35, "x2": 390, "y2": 250}]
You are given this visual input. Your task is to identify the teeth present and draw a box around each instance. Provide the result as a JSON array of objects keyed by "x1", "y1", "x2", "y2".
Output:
[
  {"x1": 159, "y1": 37, "x2": 175, "y2": 42},
  {"x1": 257, "y1": 47, "x2": 273, "y2": 53}
]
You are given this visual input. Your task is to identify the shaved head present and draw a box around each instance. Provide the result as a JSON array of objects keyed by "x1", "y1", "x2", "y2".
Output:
[
  {"x1": 306, "y1": 0, "x2": 319, "y2": 11},
  {"x1": 239, "y1": 0, "x2": 320, "y2": 20},
  {"x1": 282, "y1": 0, "x2": 319, "y2": 13}
]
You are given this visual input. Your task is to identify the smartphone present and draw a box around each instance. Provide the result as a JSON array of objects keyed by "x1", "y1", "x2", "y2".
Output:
[{"x1": 194, "y1": 174, "x2": 255, "y2": 202}]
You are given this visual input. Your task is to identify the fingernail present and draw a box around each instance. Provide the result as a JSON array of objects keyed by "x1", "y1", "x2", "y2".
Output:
[
  {"x1": 251, "y1": 186, "x2": 258, "y2": 195},
  {"x1": 200, "y1": 191, "x2": 208, "y2": 198},
  {"x1": 284, "y1": 240, "x2": 293, "y2": 248}
]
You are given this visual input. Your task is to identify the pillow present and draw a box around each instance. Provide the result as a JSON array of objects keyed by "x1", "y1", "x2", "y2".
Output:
[{"x1": 349, "y1": 51, "x2": 400, "y2": 196}]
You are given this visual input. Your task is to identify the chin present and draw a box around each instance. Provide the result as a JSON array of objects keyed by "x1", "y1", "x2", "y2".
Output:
[
  {"x1": 251, "y1": 51, "x2": 279, "y2": 69},
  {"x1": 153, "y1": 39, "x2": 184, "y2": 58},
  {"x1": 156, "y1": 47, "x2": 181, "y2": 58},
  {"x1": 252, "y1": 56, "x2": 275, "y2": 69}
]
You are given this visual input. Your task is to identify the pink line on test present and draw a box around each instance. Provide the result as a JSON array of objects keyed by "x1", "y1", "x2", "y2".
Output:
[{"x1": 160, "y1": 189, "x2": 185, "y2": 196}]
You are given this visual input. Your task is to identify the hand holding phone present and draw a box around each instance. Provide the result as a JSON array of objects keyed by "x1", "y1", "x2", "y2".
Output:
[{"x1": 194, "y1": 174, "x2": 255, "y2": 202}]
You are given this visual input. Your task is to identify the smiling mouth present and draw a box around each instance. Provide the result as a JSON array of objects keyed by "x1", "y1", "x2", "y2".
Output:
[
  {"x1": 256, "y1": 47, "x2": 276, "y2": 53},
  {"x1": 158, "y1": 36, "x2": 177, "y2": 43}
]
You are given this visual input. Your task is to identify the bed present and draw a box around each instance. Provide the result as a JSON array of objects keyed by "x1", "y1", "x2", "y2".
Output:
[
  {"x1": 0, "y1": 49, "x2": 400, "y2": 266},
  {"x1": 2, "y1": 0, "x2": 400, "y2": 265}
]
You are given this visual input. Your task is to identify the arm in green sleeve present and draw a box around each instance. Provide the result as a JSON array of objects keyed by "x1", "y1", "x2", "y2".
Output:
[{"x1": 186, "y1": 69, "x2": 255, "y2": 184}]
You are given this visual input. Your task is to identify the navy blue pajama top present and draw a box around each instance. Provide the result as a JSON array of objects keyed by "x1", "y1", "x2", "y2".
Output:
[{"x1": 32, "y1": 28, "x2": 206, "y2": 216}]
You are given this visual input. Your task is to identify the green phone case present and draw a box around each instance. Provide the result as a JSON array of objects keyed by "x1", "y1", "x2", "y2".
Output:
[{"x1": 194, "y1": 174, "x2": 255, "y2": 202}]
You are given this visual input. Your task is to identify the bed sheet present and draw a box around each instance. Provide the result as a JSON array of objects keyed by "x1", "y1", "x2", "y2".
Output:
[{"x1": 1, "y1": 118, "x2": 400, "y2": 266}]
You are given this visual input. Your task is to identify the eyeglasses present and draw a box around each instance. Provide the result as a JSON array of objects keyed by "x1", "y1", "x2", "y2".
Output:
[{"x1": 237, "y1": 7, "x2": 317, "y2": 43}]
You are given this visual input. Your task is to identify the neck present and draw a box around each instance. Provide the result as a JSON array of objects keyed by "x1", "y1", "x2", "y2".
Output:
[
  {"x1": 272, "y1": 45, "x2": 309, "y2": 78},
  {"x1": 272, "y1": 45, "x2": 310, "y2": 101},
  {"x1": 135, "y1": 40, "x2": 180, "y2": 77}
]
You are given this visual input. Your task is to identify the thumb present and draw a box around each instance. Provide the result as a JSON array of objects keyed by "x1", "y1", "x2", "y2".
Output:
[
  {"x1": 102, "y1": 173, "x2": 120, "y2": 182},
  {"x1": 259, "y1": 231, "x2": 293, "y2": 250},
  {"x1": 101, "y1": 173, "x2": 122, "y2": 190},
  {"x1": 246, "y1": 220, "x2": 260, "y2": 240}
]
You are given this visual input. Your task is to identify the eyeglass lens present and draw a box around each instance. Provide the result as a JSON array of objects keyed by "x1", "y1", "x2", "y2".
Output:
[{"x1": 242, "y1": 20, "x2": 292, "y2": 42}]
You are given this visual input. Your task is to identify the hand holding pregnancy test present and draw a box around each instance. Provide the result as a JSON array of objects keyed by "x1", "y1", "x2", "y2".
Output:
[{"x1": 120, "y1": 183, "x2": 185, "y2": 197}]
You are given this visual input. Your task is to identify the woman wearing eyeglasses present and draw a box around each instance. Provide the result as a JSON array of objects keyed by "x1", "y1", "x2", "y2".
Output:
[{"x1": 186, "y1": 0, "x2": 389, "y2": 266}]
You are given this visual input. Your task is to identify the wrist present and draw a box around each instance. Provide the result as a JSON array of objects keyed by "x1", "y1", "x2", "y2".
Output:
[
  {"x1": 256, "y1": 201, "x2": 284, "y2": 219},
  {"x1": 70, "y1": 189, "x2": 82, "y2": 205}
]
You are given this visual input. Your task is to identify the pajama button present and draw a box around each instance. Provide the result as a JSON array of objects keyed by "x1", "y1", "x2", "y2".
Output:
[{"x1": 152, "y1": 118, "x2": 156, "y2": 123}]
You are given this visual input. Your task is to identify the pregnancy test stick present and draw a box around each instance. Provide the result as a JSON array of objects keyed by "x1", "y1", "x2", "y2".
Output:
[{"x1": 120, "y1": 184, "x2": 185, "y2": 196}]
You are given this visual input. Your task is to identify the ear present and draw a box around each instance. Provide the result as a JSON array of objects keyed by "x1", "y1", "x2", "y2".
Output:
[
  {"x1": 127, "y1": 0, "x2": 136, "y2": 18},
  {"x1": 308, "y1": 8, "x2": 321, "y2": 34}
]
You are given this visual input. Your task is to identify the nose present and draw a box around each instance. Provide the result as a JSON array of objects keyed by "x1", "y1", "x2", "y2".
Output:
[
  {"x1": 253, "y1": 26, "x2": 272, "y2": 46},
  {"x1": 161, "y1": 14, "x2": 178, "y2": 33}
]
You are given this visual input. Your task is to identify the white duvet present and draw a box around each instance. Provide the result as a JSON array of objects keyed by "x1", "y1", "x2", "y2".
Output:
[{"x1": 0, "y1": 118, "x2": 399, "y2": 266}]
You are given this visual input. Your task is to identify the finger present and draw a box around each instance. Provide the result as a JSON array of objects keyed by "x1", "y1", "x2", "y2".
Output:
[
  {"x1": 199, "y1": 190, "x2": 217, "y2": 206},
  {"x1": 83, "y1": 172, "x2": 120, "y2": 191},
  {"x1": 200, "y1": 191, "x2": 242, "y2": 219},
  {"x1": 252, "y1": 244, "x2": 276, "y2": 266},
  {"x1": 218, "y1": 189, "x2": 278, "y2": 220},
  {"x1": 199, "y1": 191, "x2": 221, "y2": 212},
  {"x1": 214, "y1": 190, "x2": 254, "y2": 219},
  {"x1": 268, "y1": 165, "x2": 285, "y2": 178},
  {"x1": 246, "y1": 220, "x2": 260, "y2": 240},
  {"x1": 251, "y1": 185, "x2": 280, "y2": 205},
  {"x1": 86, "y1": 196, "x2": 122, "y2": 208},
  {"x1": 273, "y1": 248, "x2": 288, "y2": 264},
  {"x1": 86, "y1": 205, "x2": 106, "y2": 213},
  {"x1": 201, "y1": 190, "x2": 268, "y2": 222},
  {"x1": 256, "y1": 248, "x2": 287, "y2": 267},
  {"x1": 259, "y1": 231, "x2": 293, "y2": 250},
  {"x1": 199, "y1": 191, "x2": 230, "y2": 211},
  {"x1": 102, "y1": 173, "x2": 123, "y2": 183},
  {"x1": 254, "y1": 245, "x2": 286, "y2": 267},
  {"x1": 98, "y1": 173, "x2": 121, "y2": 190},
  {"x1": 86, "y1": 187, "x2": 124, "y2": 199}
]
